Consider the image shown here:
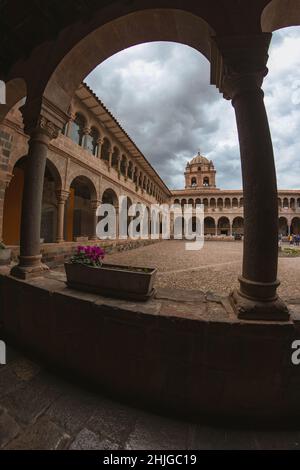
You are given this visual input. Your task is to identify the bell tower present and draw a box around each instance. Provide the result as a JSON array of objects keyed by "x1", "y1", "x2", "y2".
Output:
[{"x1": 185, "y1": 152, "x2": 217, "y2": 189}]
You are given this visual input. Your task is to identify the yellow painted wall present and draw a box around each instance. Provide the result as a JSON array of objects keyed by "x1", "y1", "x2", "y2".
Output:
[{"x1": 3, "y1": 167, "x2": 24, "y2": 245}]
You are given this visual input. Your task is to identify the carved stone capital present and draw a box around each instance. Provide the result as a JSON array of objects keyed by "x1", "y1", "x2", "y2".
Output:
[
  {"x1": 56, "y1": 190, "x2": 70, "y2": 204},
  {"x1": 33, "y1": 116, "x2": 61, "y2": 140},
  {"x1": 211, "y1": 33, "x2": 272, "y2": 100},
  {"x1": 90, "y1": 199, "x2": 101, "y2": 211}
]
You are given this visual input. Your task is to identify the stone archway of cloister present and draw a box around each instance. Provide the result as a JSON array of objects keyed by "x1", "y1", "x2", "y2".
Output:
[
  {"x1": 4, "y1": 2, "x2": 300, "y2": 321},
  {"x1": 2, "y1": 156, "x2": 62, "y2": 246}
]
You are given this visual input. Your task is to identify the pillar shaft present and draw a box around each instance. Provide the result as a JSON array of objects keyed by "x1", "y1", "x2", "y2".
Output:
[
  {"x1": 56, "y1": 190, "x2": 69, "y2": 243},
  {"x1": 11, "y1": 117, "x2": 60, "y2": 279},
  {"x1": 213, "y1": 33, "x2": 289, "y2": 320},
  {"x1": 90, "y1": 200, "x2": 101, "y2": 241}
]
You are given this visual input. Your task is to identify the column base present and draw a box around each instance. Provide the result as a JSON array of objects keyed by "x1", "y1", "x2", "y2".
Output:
[
  {"x1": 10, "y1": 255, "x2": 49, "y2": 280},
  {"x1": 230, "y1": 289, "x2": 290, "y2": 322}
]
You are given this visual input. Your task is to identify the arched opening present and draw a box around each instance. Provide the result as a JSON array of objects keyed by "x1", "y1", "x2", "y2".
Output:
[
  {"x1": 225, "y1": 198, "x2": 231, "y2": 209},
  {"x1": 101, "y1": 137, "x2": 111, "y2": 163},
  {"x1": 204, "y1": 217, "x2": 216, "y2": 236},
  {"x1": 70, "y1": 113, "x2": 86, "y2": 146},
  {"x1": 217, "y1": 198, "x2": 223, "y2": 210},
  {"x1": 191, "y1": 177, "x2": 197, "y2": 187},
  {"x1": 68, "y1": 176, "x2": 97, "y2": 241},
  {"x1": 0, "y1": 78, "x2": 27, "y2": 123},
  {"x1": 278, "y1": 216, "x2": 288, "y2": 236},
  {"x1": 3, "y1": 157, "x2": 62, "y2": 245},
  {"x1": 120, "y1": 156, "x2": 127, "y2": 177},
  {"x1": 217, "y1": 217, "x2": 230, "y2": 236},
  {"x1": 128, "y1": 161, "x2": 133, "y2": 180},
  {"x1": 43, "y1": 9, "x2": 213, "y2": 120},
  {"x1": 290, "y1": 198, "x2": 296, "y2": 210},
  {"x1": 262, "y1": 0, "x2": 300, "y2": 33},
  {"x1": 232, "y1": 198, "x2": 239, "y2": 209},
  {"x1": 86, "y1": 127, "x2": 100, "y2": 156},
  {"x1": 203, "y1": 177, "x2": 210, "y2": 187},
  {"x1": 111, "y1": 147, "x2": 120, "y2": 171},
  {"x1": 210, "y1": 198, "x2": 216, "y2": 209},
  {"x1": 232, "y1": 217, "x2": 244, "y2": 236},
  {"x1": 291, "y1": 217, "x2": 300, "y2": 235},
  {"x1": 283, "y1": 197, "x2": 289, "y2": 209}
]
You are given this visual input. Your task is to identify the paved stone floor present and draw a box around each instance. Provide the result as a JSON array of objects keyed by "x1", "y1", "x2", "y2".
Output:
[
  {"x1": 1, "y1": 345, "x2": 300, "y2": 450},
  {"x1": 106, "y1": 240, "x2": 300, "y2": 301}
]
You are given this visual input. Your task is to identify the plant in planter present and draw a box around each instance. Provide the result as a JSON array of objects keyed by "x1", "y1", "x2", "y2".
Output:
[
  {"x1": 0, "y1": 241, "x2": 12, "y2": 266},
  {"x1": 65, "y1": 245, "x2": 157, "y2": 301}
]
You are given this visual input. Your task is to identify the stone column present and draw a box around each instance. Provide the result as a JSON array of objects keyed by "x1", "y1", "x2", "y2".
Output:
[
  {"x1": 83, "y1": 127, "x2": 91, "y2": 150},
  {"x1": 125, "y1": 161, "x2": 129, "y2": 181},
  {"x1": 97, "y1": 138, "x2": 103, "y2": 159},
  {"x1": 108, "y1": 150, "x2": 113, "y2": 172},
  {"x1": 11, "y1": 117, "x2": 60, "y2": 279},
  {"x1": 213, "y1": 33, "x2": 289, "y2": 320},
  {"x1": 66, "y1": 112, "x2": 75, "y2": 138},
  {"x1": 55, "y1": 190, "x2": 70, "y2": 243},
  {"x1": 115, "y1": 206, "x2": 119, "y2": 241},
  {"x1": 117, "y1": 157, "x2": 121, "y2": 179},
  {"x1": 90, "y1": 199, "x2": 101, "y2": 241}
]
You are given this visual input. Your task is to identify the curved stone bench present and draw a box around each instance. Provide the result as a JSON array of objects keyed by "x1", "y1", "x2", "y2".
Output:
[{"x1": 1, "y1": 270, "x2": 300, "y2": 423}]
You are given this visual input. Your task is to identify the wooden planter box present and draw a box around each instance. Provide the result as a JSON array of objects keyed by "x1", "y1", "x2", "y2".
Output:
[
  {"x1": 0, "y1": 248, "x2": 11, "y2": 266},
  {"x1": 65, "y1": 262, "x2": 157, "y2": 301}
]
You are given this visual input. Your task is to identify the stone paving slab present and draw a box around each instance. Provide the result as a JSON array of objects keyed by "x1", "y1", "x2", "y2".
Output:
[{"x1": 0, "y1": 345, "x2": 300, "y2": 450}]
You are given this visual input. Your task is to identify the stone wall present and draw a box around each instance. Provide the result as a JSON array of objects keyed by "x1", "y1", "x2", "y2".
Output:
[{"x1": 9, "y1": 239, "x2": 160, "y2": 268}]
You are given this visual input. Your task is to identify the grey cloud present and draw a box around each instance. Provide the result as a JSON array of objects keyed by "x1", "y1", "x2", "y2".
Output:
[{"x1": 87, "y1": 30, "x2": 300, "y2": 191}]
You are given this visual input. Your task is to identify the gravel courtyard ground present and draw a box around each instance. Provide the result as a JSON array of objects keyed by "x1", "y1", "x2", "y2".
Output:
[{"x1": 106, "y1": 240, "x2": 300, "y2": 301}]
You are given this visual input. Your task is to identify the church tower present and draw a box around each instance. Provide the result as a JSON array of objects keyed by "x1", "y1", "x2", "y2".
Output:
[{"x1": 184, "y1": 152, "x2": 217, "y2": 189}]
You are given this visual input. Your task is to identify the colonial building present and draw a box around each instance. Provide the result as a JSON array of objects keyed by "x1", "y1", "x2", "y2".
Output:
[
  {"x1": 0, "y1": 83, "x2": 170, "y2": 256},
  {"x1": 171, "y1": 153, "x2": 300, "y2": 237},
  {"x1": 1, "y1": 83, "x2": 300, "y2": 259}
]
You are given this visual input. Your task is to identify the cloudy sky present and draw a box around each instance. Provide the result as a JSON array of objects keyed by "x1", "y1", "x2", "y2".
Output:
[{"x1": 86, "y1": 27, "x2": 300, "y2": 190}]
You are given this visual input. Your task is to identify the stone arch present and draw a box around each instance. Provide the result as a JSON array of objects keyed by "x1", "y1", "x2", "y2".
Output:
[
  {"x1": 217, "y1": 197, "x2": 223, "y2": 209},
  {"x1": 204, "y1": 216, "x2": 216, "y2": 236},
  {"x1": 262, "y1": 0, "x2": 300, "y2": 32},
  {"x1": 291, "y1": 217, "x2": 300, "y2": 235},
  {"x1": 66, "y1": 169, "x2": 98, "y2": 200},
  {"x1": 225, "y1": 198, "x2": 231, "y2": 209},
  {"x1": 66, "y1": 175, "x2": 98, "y2": 241},
  {"x1": 210, "y1": 198, "x2": 216, "y2": 209},
  {"x1": 102, "y1": 187, "x2": 119, "y2": 207},
  {"x1": 101, "y1": 137, "x2": 111, "y2": 163},
  {"x1": 279, "y1": 216, "x2": 288, "y2": 236},
  {"x1": 290, "y1": 198, "x2": 296, "y2": 210},
  {"x1": 111, "y1": 146, "x2": 120, "y2": 171},
  {"x1": 42, "y1": 9, "x2": 213, "y2": 121},
  {"x1": 217, "y1": 216, "x2": 230, "y2": 236},
  {"x1": 232, "y1": 217, "x2": 244, "y2": 236},
  {"x1": 0, "y1": 77, "x2": 27, "y2": 123},
  {"x1": 232, "y1": 197, "x2": 239, "y2": 209},
  {"x1": 2, "y1": 156, "x2": 63, "y2": 244},
  {"x1": 69, "y1": 112, "x2": 87, "y2": 146}
]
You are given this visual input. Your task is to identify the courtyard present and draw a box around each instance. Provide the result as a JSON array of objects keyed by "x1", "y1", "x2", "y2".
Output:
[{"x1": 105, "y1": 240, "x2": 300, "y2": 301}]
